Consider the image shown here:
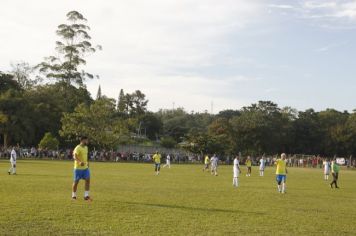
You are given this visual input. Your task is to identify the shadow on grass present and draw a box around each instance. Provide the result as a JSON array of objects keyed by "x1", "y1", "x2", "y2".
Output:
[
  {"x1": 123, "y1": 201, "x2": 264, "y2": 215},
  {"x1": 17, "y1": 173, "x2": 68, "y2": 178}
]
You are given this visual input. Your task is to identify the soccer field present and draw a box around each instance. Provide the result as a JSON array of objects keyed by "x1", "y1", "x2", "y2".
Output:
[{"x1": 1, "y1": 160, "x2": 356, "y2": 235}]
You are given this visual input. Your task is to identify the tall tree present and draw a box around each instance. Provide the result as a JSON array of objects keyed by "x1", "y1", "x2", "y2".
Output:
[
  {"x1": 37, "y1": 11, "x2": 101, "y2": 87},
  {"x1": 117, "y1": 89, "x2": 126, "y2": 113},
  {"x1": 96, "y1": 85, "x2": 102, "y2": 100}
]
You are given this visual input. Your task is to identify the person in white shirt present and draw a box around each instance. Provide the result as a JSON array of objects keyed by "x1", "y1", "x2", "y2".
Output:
[
  {"x1": 163, "y1": 154, "x2": 171, "y2": 168},
  {"x1": 259, "y1": 156, "x2": 266, "y2": 176},
  {"x1": 233, "y1": 156, "x2": 241, "y2": 187},
  {"x1": 8, "y1": 147, "x2": 17, "y2": 175},
  {"x1": 323, "y1": 159, "x2": 331, "y2": 180},
  {"x1": 210, "y1": 154, "x2": 219, "y2": 176}
]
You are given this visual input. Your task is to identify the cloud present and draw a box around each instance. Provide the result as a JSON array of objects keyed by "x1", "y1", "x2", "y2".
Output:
[
  {"x1": 268, "y1": 4, "x2": 295, "y2": 9},
  {"x1": 268, "y1": 1, "x2": 356, "y2": 28},
  {"x1": 314, "y1": 41, "x2": 348, "y2": 52}
]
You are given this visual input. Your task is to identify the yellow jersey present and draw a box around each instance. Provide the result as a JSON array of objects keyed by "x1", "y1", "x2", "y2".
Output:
[
  {"x1": 246, "y1": 159, "x2": 252, "y2": 167},
  {"x1": 275, "y1": 159, "x2": 287, "y2": 175},
  {"x1": 153, "y1": 154, "x2": 161, "y2": 164},
  {"x1": 73, "y1": 144, "x2": 89, "y2": 170},
  {"x1": 204, "y1": 156, "x2": 210, "y2": 164}
]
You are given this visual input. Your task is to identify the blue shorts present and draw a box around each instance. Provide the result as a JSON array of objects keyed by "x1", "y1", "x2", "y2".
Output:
[
  {"x1": 154, "y1": 163, "x2": 161, "y2": 168},
  {"x1": 74, "y1": 168, "x2": 90, "y2": 182},
  {"x1": 276, "y1": 174, "x2": 286, "y2": 183}
]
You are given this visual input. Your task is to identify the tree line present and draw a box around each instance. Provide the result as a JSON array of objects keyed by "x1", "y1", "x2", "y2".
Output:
[{"x1": 1, "y1": 10, "x2": 356, "y2": 157}]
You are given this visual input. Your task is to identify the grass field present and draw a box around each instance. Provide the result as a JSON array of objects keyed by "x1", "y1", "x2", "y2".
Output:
[{"x1": 1, "y1": 160, "x2": 356, "y2": 235}]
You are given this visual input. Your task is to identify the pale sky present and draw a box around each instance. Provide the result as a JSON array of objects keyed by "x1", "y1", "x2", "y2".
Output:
[{"x1": 1, "y1": 0, "x2": 356, "y2": 113}]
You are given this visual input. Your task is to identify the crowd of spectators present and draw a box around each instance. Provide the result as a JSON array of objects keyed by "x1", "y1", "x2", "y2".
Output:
[{"x1": 1, "y1": 146, "x2": 356, "y2": 167}]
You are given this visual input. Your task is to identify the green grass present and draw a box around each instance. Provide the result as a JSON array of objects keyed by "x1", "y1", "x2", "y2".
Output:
[{"x1": 1, "y1": 160, "x2": 355, "y2": 235}]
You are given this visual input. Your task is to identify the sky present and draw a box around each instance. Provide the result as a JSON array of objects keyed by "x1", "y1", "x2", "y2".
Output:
[{"x1": 1, "y1": 0, "x2": 356, "y2": 113}]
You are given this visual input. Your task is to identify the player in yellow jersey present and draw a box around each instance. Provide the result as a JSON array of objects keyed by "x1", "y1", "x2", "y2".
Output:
[
  {"x1": 72, "y1": 136, "x2": 91, "y2": 201},
  {"x1": 275, "y1": 153, "x2": 288, "y2": 194},
  {"x1": 203, "y1": 155, "x2": 210, "y2": 172},
  {"x1": 152, "y1": 151, "x2": 161, "y2": 175},
  {"x1": 245, "y1": 156, "x2": 252, "y2": 177}
]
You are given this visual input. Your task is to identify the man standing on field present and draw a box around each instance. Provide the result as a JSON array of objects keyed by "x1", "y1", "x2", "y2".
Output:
[
  {"x1": 8, "y1": 147, "x2": 17, "y2": 175},
  {"x1": 233, "y1": 156, "x2": 241, "y2": 187},
  {"x1": 163, "y1": 154, "x2": 171, "y2": 169},
  {"x1": 203, "y1": 154, "x2": 210, "y2": 172},
  {"x1": 330, "y1": 158, "x2": 340, "y2": 189},
  {"x1": 153, "y1": 151, "x2": 161, "y2": 175},
  {"x1": 72, "y1": 136, "x2": 91, "y2": 201},
  {"x1": 259, "y1": 156, "x2": 266, "y2": 177},
  {"x1": 275, "y1": 153, "x2": 288, "y2": 194},
  {"x1": 245, "y1": 156, "x2": 252, "y2": 177}
]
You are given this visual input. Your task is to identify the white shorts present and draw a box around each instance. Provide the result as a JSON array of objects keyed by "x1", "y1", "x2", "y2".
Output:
[
  {"x1": 233, "y1": 169, "x2": 240, "y2": 178},
  {"x1": 259, "y1": 167, "x2": 265, "y2": 171}
]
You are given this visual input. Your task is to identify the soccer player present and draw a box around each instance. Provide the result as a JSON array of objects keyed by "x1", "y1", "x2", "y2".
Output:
[
  {"x1": 163, "y1": 154, "x2": 171, "y2": 168},
  {"x1": 330, "y1": 158, "x2": 340, "y2": 189},
  {"x1": 323, "y1": 158, "x2": 331, "y2": 181},
  {"x1": 72, "y1": 136, "x2": 91, "y2": 201},
  {"x1": 233, "y1": 156, "x2": 241, "y2": 187},
  {"x1": 8, "y1": 147, "x2": 17, "y2": 175},
  {"x1": 203, "y1": 154, "x2": 210, "y2": 172},
  {"x1": 210, "y1": 154, "x2": 218, "y2": 176},
  {"x1": 275, "y1": 153, "x2": 288, "y2": 194},
  {"x1": 259, "y1": 156, "x2": 266, "y2": 177},
  {"x1": 245, "y1": 156, "x2": 252, "y2": 177},
  {"x1": 152, "y1": 151, "x2": 161, "y2": 175}
]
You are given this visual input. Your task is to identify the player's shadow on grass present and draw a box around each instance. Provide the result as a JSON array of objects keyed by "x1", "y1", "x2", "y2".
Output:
[{"x1": 124, "y1": 202, "x2": 264, "y2": 215}]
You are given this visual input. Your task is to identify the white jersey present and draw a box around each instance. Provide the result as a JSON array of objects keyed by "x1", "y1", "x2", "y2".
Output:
[
  {"x1": 233, "y1": 159, "x2": 240, "y2": 177},
  {"x1": 259, "y1": 159, "x2": 266, "y2": 170},
  {"x1": 211, "y1": 156, "x2": 218, "y2": 167},
  {"x1": 323, "y1": 161, "x2": 330, "y2": 174},
  {"x1": 10, "y1": 149, "x2": 17, "y2": 163},
  {"x1": 166, "y1": 155, "x2": 171, "y2": 163}
]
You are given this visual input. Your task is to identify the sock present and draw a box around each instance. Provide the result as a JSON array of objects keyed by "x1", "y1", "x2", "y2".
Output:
[
  {"x1": 236, "y1": 178, "x2": 239, "y2": 187},
  {"x1": 282, "y1": 183, "x2": 286, "y2": 193},
  {"x1": 72, "y1": 192, "x2": 77, "y2": 198},
  {"x1": 13, "y1": 167, "x2": 16, "y2": 174},
  {"x1": 85, "y1": 191, "x2": 89, "y2": 197},
  {"x1": 277, "y1": 185, "x2": 281, "y2": 192}
]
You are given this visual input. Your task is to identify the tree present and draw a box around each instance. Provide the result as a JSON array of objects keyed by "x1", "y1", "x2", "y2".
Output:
[
  {"x1": 39, "y1": 132, "x2": 59, "y2": 150},
  {"x1": 60, "y1": 98, "x2": 129, "y2": 148},
  {"x1": 128, "y1": 90, "x2": 148, "y2": 116},
  {"x1": 23, "y1": 82, "x2": 92, "y2": 146},
  {"x1": 0, "y1": 72, "x2": 21, "y2": 93},
  {"x1": 117, "y1": 89, "x2": 126, "y2": 113},
  {"x1": 10, "y1": 62, "x2": 40, "y2": 89},
  {"x1": 0, "y1": 90, "x2": 34, "y2": 147},
  {"x1": 160, "y1": 136, "x2": 177, "y2": 148},
  {"x1": 37, "y1": 10, "x2": 101, "y2": 87},
  {"x1": 96, "y1": 85, "x2": 102, "y2": 100},
  {"x1": 139, "y1": 112, "x2": 162, "y2": 140}
]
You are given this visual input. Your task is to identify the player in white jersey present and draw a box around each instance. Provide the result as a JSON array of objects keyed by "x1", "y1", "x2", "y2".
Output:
[
  {"x1": 163, "y1": 154, "x2": 171, "y2": 168},
  {"x1": 8, "y1": 147, "x2": 17, "y2": 175},
  {"x1": 210, "y1": 154, "x2": 219, "y2": 176},
  {"x1": 233, "y1": 156, "x2": 241, "y2": 187},
  {"x1": 259, "y1": 156, "x2": 266, "y2": 176},
  {"x1": 323, "y1": 159, "x2": 331, "y2": 180}
]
